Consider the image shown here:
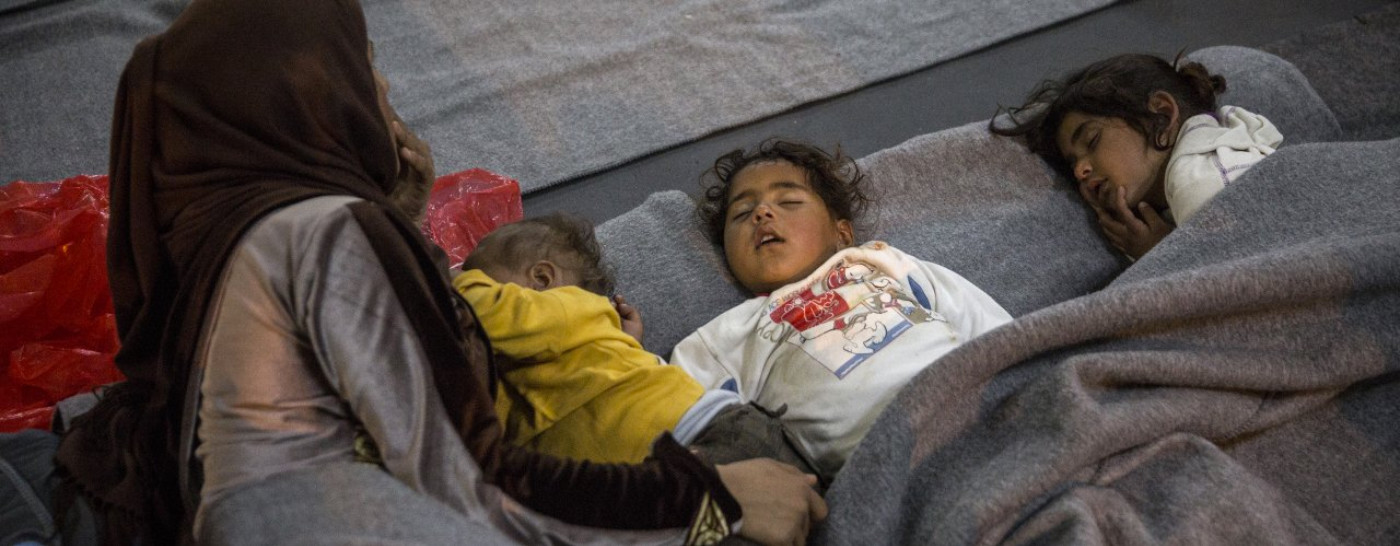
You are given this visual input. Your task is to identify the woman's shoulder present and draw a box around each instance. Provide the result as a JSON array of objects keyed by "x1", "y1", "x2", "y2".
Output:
[
  {"x1": 253, "y1": 195, "x2": 362, "y2": 230},
  {"x1": 231, "y1": 195, "x2": 372, "y2": 274},
  {"x1": 240, "y1": 195, "x2": 362, "y2": 244}
]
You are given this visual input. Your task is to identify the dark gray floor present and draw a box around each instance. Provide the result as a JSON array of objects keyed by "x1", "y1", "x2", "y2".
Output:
[{"x1": 524, "y1": 0, "x2": 1397, "y2": 225}]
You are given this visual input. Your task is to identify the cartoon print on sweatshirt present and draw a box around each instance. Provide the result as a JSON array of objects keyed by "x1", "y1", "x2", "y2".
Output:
[{"x1": 759, "y1": 258, "x2": 945, "y2": 378}]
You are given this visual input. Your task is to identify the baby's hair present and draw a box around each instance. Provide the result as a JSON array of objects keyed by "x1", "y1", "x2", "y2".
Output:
[
  {"x1": 990, "y1": 52, "x2": 1227, "y2": 177},
  {"x1": 462, "y1": 212, "x2": 615, "y2": 296},
  {"x1": 696, "y1": 138, "x2": 871, "y2": 245}
]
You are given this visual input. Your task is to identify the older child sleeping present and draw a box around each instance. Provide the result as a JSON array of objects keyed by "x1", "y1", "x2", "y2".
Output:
[
  {"x1": 669, "y1": 139, "x2": 1013, "y2": 481},
  {"x1": 992, "y1": 53, "x2": 1283, "y2": 259}
]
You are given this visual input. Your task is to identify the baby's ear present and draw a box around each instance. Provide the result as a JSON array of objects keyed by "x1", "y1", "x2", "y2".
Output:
[{"x1": 527, "y1": 260, "x2": 562, "y2": 291}]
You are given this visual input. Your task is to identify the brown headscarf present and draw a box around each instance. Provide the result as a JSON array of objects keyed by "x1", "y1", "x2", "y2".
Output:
[{"x1": 57, "y1": 0, "x2": 737, "y2": 543}]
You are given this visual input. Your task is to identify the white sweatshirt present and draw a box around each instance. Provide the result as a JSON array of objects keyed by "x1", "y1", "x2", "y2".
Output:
[
  {"x1": 670, "y1": 242, "x2": 1011, "y2": 475},
  {"x1": 1165, "y1": 105, "x2": 1283, "y2": 224}
]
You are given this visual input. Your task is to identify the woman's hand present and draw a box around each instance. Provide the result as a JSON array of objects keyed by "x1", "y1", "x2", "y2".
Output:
[
  {"x1": 613, "y1": 294, "x2": 644, "y2": 344},
  {"x1": 716, "y1": 459, "x2": 828, "y2": 546},
  {"x1": 387, "y1": 117, "x2": 435, "y2": 223}
]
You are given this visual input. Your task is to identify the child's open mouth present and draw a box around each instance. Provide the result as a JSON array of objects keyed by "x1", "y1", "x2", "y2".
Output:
[{"x1": 756, "y1": 230, "x2": 784, "y2": 249}]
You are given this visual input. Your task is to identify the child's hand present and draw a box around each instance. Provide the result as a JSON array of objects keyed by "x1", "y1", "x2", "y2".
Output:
[
  {"x1": 613, "y1": 294, "x2": 645, "y2": 344},
  {"x1": 1091, "y1": 186, "x2": 1174, "y2": 260},
  {"x1": 387, "y1": 117, "x2": 436, "y2": 223}
]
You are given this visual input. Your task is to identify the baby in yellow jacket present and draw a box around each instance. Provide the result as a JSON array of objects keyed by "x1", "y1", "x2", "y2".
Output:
[{"x1": 456, "y1": 213, "x2": 818, "y2": 480}]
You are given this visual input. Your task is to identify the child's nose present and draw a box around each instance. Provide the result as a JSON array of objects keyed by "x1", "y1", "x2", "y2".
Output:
[
  {"x1": 752, "y1": 203, "x2": 776, "y2": 220},
  {"x1": 1074, "y1": 160, "x2": 1092, "y2": 182}
]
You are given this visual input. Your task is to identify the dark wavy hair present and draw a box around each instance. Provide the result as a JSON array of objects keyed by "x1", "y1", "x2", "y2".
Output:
[
  {"x1": 989, "y1": 52, "x2": 1227, "y2": 178},
  {"x1": 696, "y1": 138, "x2": 871, "y2": 246},
  {"x1": 463, "y1": 212, "x2": 615, "y2": 296}
]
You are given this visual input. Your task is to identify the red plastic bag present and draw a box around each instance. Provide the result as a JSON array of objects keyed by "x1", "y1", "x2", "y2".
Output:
[
  {"x1": 1, "y1": 175, "x2": 123, "y2": 432},
  {"x1": 422, "y1": 168, "x2": 523, "y2": 268},
  {"x1": 0, "y1": 168, "x2": 520, "y2": 432}
]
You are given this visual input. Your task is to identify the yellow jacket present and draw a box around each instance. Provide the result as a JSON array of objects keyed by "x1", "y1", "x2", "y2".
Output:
[{"x1": 453, "y1": 269, "x2": 704, "y2": 463}]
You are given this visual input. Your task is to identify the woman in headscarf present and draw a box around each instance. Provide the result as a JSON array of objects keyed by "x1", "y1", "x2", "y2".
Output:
[{"x1": 54, "y1": 0, "x2": 825, "y2": 544}]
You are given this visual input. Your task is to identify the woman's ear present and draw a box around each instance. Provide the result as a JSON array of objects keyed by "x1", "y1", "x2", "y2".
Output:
[
  {"x1": 1148, "y1": 90, "x2": 1181, "y2": 146},
  {"x1": 527, "y1": 260, "x2": 561, "y2": 291}
]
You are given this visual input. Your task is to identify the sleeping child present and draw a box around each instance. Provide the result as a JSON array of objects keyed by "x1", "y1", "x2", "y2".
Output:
[
  {"x1": 451, "y1": 213, "x2": 822, "y2": 483},
  {"x1": 991, "y1": 53, "x2": 1283, "y2": 259},
  {"x1": 668, "y1": 139, "x2": 1014, "y2": 482}
]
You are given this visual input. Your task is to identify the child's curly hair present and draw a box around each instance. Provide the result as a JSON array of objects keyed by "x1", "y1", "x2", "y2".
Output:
[
  {"x1": 462, "y1": 212, "x2": 615, "y2": 296},
  {"x1": 990, "y1": 52, "x2": 1227, "y2": 178},
  {"x1": 696, "y1": 138, "x2": 871, "y2": 246}
]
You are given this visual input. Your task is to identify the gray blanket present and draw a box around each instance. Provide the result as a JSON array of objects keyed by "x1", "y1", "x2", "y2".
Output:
[{"x1": 816, "y1": 137, "x2": 1400, "y2": 545}]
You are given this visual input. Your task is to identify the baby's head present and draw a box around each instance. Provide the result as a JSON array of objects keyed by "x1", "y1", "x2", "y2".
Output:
[
  {"x1": 463, "y1": 212, "x2": 614, "y2": 295},
  {"x1": 992, "y1": 53, "x2": 1226, "y2": 209},
  {"x1": 697, "y1": 139, "x2": 870, "y2": 294}
]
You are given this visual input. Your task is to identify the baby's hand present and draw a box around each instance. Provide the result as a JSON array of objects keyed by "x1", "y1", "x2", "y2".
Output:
[
  {"x1": 1095, "y1": 186, "x2": 1173, "y2": 260},
  {"x1": 613, "y1": 294, "x2": 645, "y2": 344}
]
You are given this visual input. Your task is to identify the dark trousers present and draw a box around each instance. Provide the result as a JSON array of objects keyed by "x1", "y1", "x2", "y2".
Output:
[{"x1": 685, "y1": 402, "x2": 831, "y2": 493}]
